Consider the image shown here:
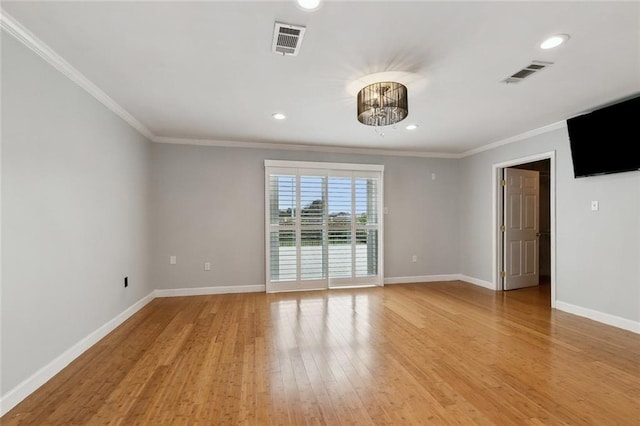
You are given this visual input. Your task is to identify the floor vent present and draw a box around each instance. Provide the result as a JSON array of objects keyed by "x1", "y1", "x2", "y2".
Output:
[
  {"x1": 503, "y1": 61, "x2": 553, "y2": 84},
  {"x1": 272, "y1": 22, "x2": 306, "y2": 56}
]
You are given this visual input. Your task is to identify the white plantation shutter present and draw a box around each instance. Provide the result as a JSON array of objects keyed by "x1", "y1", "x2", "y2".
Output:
[
  {"x1": 269, "y1": 174, "x2": 297, "y2": 282},
  {"x1": 265, "y1": 161, "x2": 383, "y2": 292},
  {"x1": 328, "y1": 176, "x2": 352, "y2": 279},
  {"x1": 299, "y1": 173, "x2": 326, "y2": 281},
  {"x1": 355, "y1": 177, "x2": 379, "y2": 278}
]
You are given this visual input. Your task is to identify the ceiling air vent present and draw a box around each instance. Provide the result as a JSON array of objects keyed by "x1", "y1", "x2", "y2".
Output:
[
  {"x1": 272, "y1": 22, "x2": 306, "y2": 56},
  {"x1": 502, "y1": 61, "x2": 553, "y2": 84}
]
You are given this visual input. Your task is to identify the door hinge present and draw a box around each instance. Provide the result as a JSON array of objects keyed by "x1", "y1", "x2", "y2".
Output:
[
  {"x1": 500, "y1": 271, "x2": 506, "y2": 278},
  {"x1": 500, "y1": 179, "x2": 506, "y2": 186},
  {"x1": 500, "y1": 225, "x2": 506, "y2": 232}
]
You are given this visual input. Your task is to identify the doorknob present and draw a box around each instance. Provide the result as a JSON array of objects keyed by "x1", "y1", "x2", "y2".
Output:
[{"x1": 536, "y1": 232, "x2": 541, "y2": 237}]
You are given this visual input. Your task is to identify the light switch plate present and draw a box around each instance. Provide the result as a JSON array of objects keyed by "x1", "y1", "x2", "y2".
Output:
[{"x1": 591, "y1": 201, "x2": 599, "y2": 211}]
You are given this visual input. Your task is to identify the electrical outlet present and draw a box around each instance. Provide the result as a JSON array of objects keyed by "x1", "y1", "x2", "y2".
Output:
[
  {"x1": 204, "y1": 262, "x2": 211, "y2": 271},
  {"x1": 124, "y1": 276, "x2": 128, "y2": 288},
  {"x1": 412, "y1": 255, "x2": 417, "y2": 263},
  {"x1": 170, "y1": 255, "x2": 176, "y2": 265}
]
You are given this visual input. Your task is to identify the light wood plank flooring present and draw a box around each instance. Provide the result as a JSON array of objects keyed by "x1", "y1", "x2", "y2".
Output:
[{"x1": 3, "y1": 281, "x2": 639, "y2": 424}]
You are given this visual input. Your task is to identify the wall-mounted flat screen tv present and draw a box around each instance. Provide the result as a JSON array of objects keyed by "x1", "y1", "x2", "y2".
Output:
[{"x1": 567, "y1": 95, "x2": 640, "y2": 178}]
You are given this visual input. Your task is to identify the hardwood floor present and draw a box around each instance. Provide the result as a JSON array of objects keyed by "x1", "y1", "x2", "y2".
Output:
[{"x1": 3, "y1": 281, "x2": 639, "y2": 424}]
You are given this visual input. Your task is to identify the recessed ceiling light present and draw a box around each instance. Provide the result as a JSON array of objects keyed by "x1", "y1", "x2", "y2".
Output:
[
  {"x1": 272, "y1": 113, "x2": 286, "y2": 120},
  {"x1": 297, "y1": 0, "x2": 321, "y2": 11},
  {"x1": 406, "y1": 124, "x2": 419, "y2": 130},
  {"x1": 540, "y1": 34, "x2": 570, "y2": 50}
]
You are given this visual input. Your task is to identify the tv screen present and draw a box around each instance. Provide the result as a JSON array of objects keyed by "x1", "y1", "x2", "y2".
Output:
[{"x1": 567, "y1": 95, "x2": 640, "y2": 178}]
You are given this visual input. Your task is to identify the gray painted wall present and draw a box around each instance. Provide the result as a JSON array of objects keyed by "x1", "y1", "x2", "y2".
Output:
[
  {"x1": 150, "y1": 144, "x2": 461, "y2": 289},
  {"x1": 1, "y1": 36, "x2": 153, "y2": 394},
  {"x1": 460, "y1": 127, "x2": 640, "y2": 322}
]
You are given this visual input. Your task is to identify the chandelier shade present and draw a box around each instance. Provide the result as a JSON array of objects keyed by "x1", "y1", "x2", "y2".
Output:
[{"x1": 357, "y1": 81, "x2": 408, "y2": 127}]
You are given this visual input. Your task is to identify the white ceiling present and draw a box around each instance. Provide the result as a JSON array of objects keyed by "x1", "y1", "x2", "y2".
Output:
[{"x1": 3, "y1": 1, "x2": 639, "y2": 155}]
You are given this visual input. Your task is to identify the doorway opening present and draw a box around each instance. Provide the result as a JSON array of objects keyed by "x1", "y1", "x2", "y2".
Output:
[{"x1": 492, "y1": 152, "x2": 556, "y2": 307}]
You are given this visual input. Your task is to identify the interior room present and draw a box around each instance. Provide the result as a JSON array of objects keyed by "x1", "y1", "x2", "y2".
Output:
[{"x1": 1, "y1": 1, "x2": 639, "y2": 423}]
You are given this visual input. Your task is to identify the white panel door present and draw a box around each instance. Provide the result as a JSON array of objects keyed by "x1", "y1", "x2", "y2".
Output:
[{"x1": 503, "y1": 168, "x2": 540, "y2": 290}]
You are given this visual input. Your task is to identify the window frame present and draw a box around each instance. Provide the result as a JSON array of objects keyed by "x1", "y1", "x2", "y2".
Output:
[{"x1": 265, "y1": 160, "x2": 384, "y2": 293}]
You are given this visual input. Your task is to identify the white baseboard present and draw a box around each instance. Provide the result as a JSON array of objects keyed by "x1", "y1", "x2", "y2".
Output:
[
  {"x1": 383, "y1": 274, "x2": 496, "y2": 290},
  {"x1": 555, "y1": 301, "x2": 640, "y2": 334},
  {"x1": 457, "y1": 275, "x2": 496, "y2": 290},
  {"x1": 0, "y1": 291, "x2": 156, "y2": 416},
  {"x1": 384, "y1": 274, "x2": 460, "y2": 285},
  {"x1": 154, "y1": 284, "x2": 265, "y2": 298}
]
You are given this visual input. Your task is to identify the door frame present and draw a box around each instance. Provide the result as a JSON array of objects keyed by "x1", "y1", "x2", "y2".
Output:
[
  {"x1": 492, "y1": 151, "x2": 556, "y2": 307},
  {"x1": 264, "y1": 160, "x2": 385, "y2": 293}
]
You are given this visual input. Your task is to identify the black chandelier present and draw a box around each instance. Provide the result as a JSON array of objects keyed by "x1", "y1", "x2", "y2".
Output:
[{"x1": 357, "y1": 81, "x2": 408, "y2": 127}]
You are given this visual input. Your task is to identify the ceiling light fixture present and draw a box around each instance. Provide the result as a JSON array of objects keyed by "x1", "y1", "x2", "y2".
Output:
[
  {"x1": 357, "y1": 82, "x2": 408, "y2": 134},
  {"x1": 297, "y1": 0, "x2": 320, "y2": 11},
  {"x1": 272, "y1": 113, "x2": 286, "y2": 120},
  {"x1": 540, "y1": 34, "x2": 570, "y2": 49},
  {"x1": 406, "y1": 124, "x2": 418, "y2": 130}
]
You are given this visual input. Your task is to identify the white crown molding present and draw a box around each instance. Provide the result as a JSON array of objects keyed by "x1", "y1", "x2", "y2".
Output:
[
  {"x1": 460, "y1": 121, "x2": 567, "y2": 158},
  {"x1": 0, "y1": 9, "x2": 154, "y2": 140},
  {"x1": 154, "y1": 119, "x2": 567, "y2": 160},
  {"x1": 153, "y1": 118, "x2": 567, "y2": 159},
  {"x1": 1, "y1": 9, "x2": 567, "y2": 160},
  {"x1": 152, "y1": 136, "x2": 461, "y2": 159}
]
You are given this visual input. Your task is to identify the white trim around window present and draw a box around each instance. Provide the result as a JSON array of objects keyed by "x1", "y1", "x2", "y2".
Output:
[
  {"x1": 265, "y1": 160, "x2": 384, "y2": 293},
  {"x1": 265, "y1": 160, "x2": 384, "y2": 172}
]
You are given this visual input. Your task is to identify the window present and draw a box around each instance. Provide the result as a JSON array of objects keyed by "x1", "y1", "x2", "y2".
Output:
[{"x1": 265, "y1": 161, "x2": 384, "y2": 292}]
